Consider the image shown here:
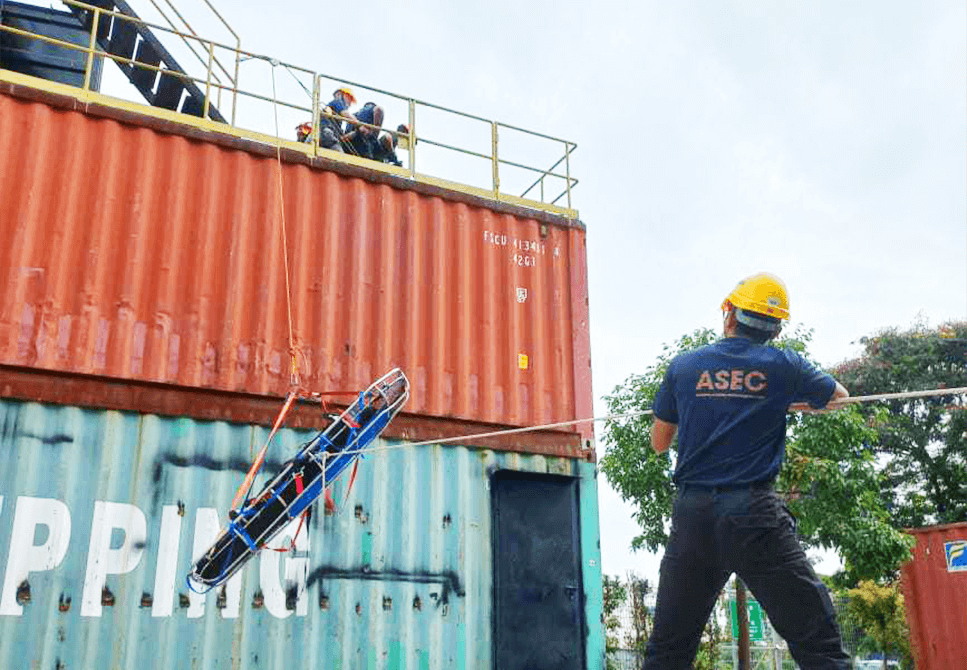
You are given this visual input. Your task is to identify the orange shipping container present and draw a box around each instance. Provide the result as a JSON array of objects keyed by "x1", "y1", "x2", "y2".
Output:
[
  {"x1": 900, "y1": 523, "x2": 967, "y2": 669},
  {"x1": 0, "y1": 86, "x2": 592, "y2": 443}
]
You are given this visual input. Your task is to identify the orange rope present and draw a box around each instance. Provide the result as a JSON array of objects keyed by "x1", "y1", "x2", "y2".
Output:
[
  {"x1": 270, "y1": 64, "x2": 299, "y2": 389},
  {"x1": 231, "y1": 389, "x2": 299, "y2": 511}
]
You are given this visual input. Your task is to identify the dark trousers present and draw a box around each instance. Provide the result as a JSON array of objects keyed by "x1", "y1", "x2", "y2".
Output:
[{"x1": 643, "y1": 485, "x2": 850, "y2": 670}]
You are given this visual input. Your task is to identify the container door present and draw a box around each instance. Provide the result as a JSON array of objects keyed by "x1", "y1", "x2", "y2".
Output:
[{"x1": 492, "y1": 470, "x2": 585, "y2": 670}]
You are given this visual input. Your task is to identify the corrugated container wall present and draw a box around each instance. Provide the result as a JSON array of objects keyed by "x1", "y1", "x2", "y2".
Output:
[
  {"x1": 900, "y1": 523, "x2": 967, "y2": 669},
  {"x1": 0, "y1": 90, "x2": 593, "y2": 440},
  {"x1": 0, "y1": 398, "x2": 604, "y2": 669}
]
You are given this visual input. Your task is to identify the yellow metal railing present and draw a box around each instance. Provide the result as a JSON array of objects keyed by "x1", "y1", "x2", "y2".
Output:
[
  {"x1": 0, "y1": 0, "x2": 579, "y2": 214},
  {"x1": 145, "y1": 0, "x2": 240, "y2": 123}
]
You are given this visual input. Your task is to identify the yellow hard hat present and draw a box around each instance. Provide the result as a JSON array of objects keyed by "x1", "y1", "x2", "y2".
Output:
[
  {"x1": 334, "y1": 87, "x2": 356, "y2": 105},
  {"x1": 721, "y1": 272, "x2": 790, "y2": 331}
]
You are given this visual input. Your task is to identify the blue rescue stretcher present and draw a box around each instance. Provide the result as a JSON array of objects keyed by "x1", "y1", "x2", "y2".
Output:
[{"x1": 187, "y1": 368, "x2": 410, "y2": 591}]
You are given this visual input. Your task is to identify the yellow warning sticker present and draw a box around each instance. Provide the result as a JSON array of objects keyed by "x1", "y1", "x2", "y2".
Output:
[{"x1": 518, "y1": 353, "x2": 529, "y2": 370}]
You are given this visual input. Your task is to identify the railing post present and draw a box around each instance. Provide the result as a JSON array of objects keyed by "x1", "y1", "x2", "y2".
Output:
[
  {"x1": 231, "y1": 49, "x2": 239, "y2": 126},
  {"x1": 82, "y1": 8, "x2": 101, "y2": 92},
  {"x1": 408, "y1": 99, "x2": 416, "y2": 177},
  {"x1": 564, "y1": 140, "x2": 572, "y2": 212},
  {"x1": 491, "y1": 121, "x2": 500, "y2": 198},
  {"x1": 203, "y1": 41, "x2": 214, "y2": 120},
  {"x1": 311, "y1": 75, "x2": 320, "y2": 155}
]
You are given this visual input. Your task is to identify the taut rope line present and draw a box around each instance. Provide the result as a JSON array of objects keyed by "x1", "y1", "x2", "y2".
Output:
[{"x1": 319, "y1": 385, "x2": 967, "y2": 458}]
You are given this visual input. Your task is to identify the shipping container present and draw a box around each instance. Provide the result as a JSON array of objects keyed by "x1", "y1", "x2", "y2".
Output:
[
  {"x1": 0, "y1": 395, "x2": 605, "y2": 669},
  {"x1": 900, "y1": 523, "x2": 967, "y2": 670},
  {"x1": 0, "y1": 82, "x2": 592, "y2": 443}
]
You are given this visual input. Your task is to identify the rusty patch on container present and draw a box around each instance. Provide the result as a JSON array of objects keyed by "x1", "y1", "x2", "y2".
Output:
[
  {"x1": 252, "y1": 590, "x2": 264, "y2": 609},
  {"x1": 101, "y1": 586, "x2": 114, "y2": 607},
  {"x1": 140, "y1": 592, "x2": 152, "y2": 608},
  {"x1": 58, "y1": 594, "x2": 70, "y2": 612},
  {"x1": 16, "y1": 580, "x2": 30, "y2": 604}
]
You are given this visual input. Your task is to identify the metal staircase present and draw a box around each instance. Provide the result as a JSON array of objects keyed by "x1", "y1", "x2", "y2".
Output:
[{"x1": 66, "y1": 0, "x2": 225, "y2": 122}]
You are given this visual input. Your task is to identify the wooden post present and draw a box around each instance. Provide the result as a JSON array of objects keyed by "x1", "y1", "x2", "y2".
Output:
[{"x1": 736, "y1": 579, "x2": 752, "y2": 670}]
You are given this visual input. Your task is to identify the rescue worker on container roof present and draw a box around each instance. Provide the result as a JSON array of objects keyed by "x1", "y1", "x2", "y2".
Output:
[
  {"x1": 311, "y1": 86, "x2": 357, "y2": 152},
  {"x1": 342, "y1": 101, "x2": 384, "y2": 159},
  {"x1": 372, "y1": 124, "x2": 409, "y2": 167},
  {"x1": 643, "y1": 272, "x2": 852, "y2": 670}
]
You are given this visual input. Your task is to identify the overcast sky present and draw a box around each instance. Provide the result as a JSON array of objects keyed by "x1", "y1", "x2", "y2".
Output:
[{"x1": 91, "y1": 0, "x2": 967, "y2": 582}]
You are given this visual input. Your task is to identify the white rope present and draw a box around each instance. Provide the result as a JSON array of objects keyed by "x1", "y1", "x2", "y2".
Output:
[
  {"x1": 324, "y1": 386, "x2": 967, "y2": 458},
  {"x1": 831, "y1": 387, "x2": 967, "y2": 404}
]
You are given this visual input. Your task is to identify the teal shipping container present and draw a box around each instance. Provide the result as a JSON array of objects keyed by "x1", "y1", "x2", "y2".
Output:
[{"x1": 0, "y1": 391, "x2": 604, "y2": 669}]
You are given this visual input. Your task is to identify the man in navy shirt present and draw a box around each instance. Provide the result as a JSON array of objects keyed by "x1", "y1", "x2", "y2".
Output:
[
  {"x1": 318, "y1": 87, "x2": 357, "y2": 152},
  {"x1": 342, "y1": 102, "x2": 384, "y2": 159},
  {"x1": 643, "y1": 273, "x2": 851, "y2": 669}
]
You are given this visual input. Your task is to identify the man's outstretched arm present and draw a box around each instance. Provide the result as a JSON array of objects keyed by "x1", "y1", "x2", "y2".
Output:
[{"x1": 651, "y1": 417, "x2": 678, "y2": 454}]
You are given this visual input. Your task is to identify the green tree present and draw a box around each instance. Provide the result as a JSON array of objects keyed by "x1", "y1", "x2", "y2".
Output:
[
  {"x1": 846, "y1": 580, "x2": 913, "y2": 669},
  {"x1": 692, "y1": 608, "x2": 723, "y2": 670},
  {"x1": 623, "y1": 573, "x2": 651, "y2": 657},
  {"x1": 600, "y1": 325, "x2": 913, "y2": 587},
  {"x1": 833, "y1": 321, "x2": 967, "y2": 528},
  {"x1": 602, "y1": 574, "x2": 627, "y2": 667}
]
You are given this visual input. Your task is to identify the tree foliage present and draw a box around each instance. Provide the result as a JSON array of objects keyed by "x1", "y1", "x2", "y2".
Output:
[
  {"x1": 602, "y1": 574, "x2": 627, "y2": 661},
  {"x1": 623, "y1": 573, "x2": 652, "y2": 656},
  {"x1": 846, "y1": 580, "x2": 913, "y2": 668},
  {"x1": 600, "y1": 326, "x2": 913, "y2": 586},
  {"x1": 600, "y1": 327, "x2": 718, "y2": 553},
  {"x1": 780, "y1": 407, "x2": 913, "y2": 585},
  {"x1": 833, "y1": 321, "x2": 967, "y2": 528},
  {"x1": 602, "y1": 573, "x2": 651, "y2": 669}
]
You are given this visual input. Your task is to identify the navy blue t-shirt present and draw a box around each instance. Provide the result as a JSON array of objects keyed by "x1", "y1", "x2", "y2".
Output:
[
  {"x1": 326, "y1": 97, "x2": 349, "y2": 115},
  {"x1": 652, "y1": 337, "x2": 836, "y2": 487},
  {"x1": 354, "y1": 102, "x2": 377, "y2": 126},
  {"x1": 322, "y1": 97, "x2": 349, "y2": 133}
]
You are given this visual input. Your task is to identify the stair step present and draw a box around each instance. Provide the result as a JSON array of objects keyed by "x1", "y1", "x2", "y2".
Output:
[
  {"x1": 154, "y1": 72, "x2": 185, "y2": 111},
  {"x1": 106, "y1": 15, "x2": 137, "y2": 72},
  {"x1": 129, "y1": 39, "x2": 161, "y2": 94},
  {"x1": 180, "y1": 91, "x2": 205, "y2": 117}
]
